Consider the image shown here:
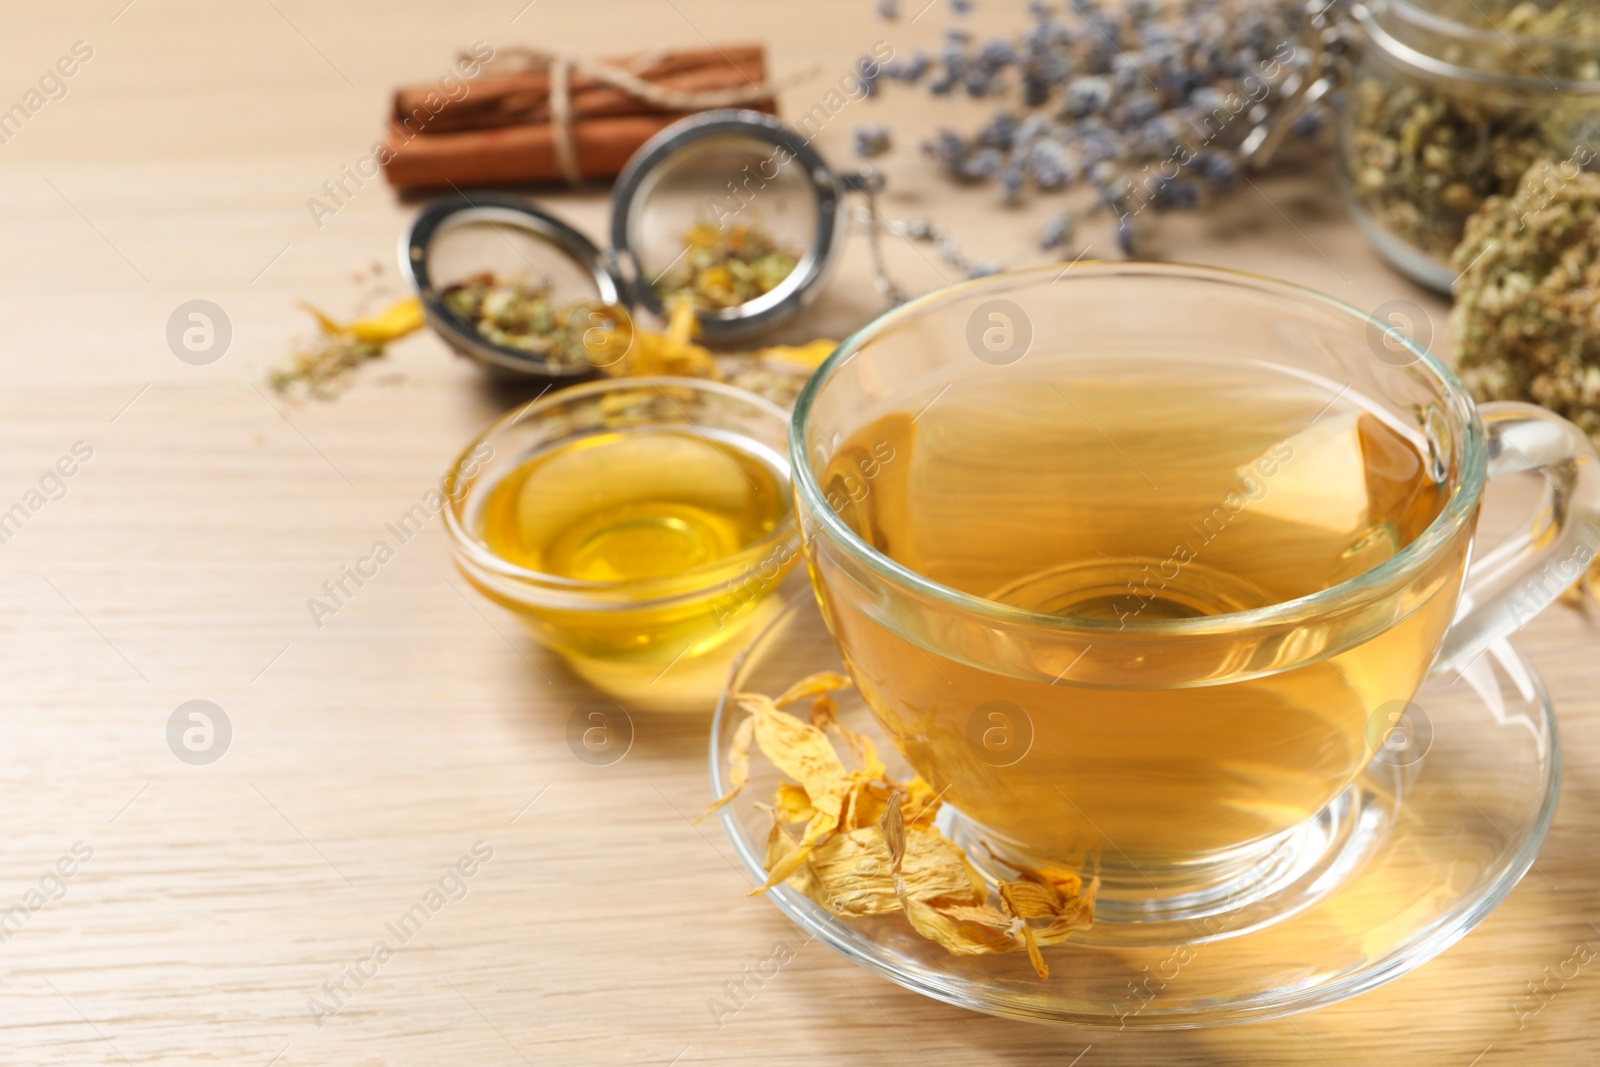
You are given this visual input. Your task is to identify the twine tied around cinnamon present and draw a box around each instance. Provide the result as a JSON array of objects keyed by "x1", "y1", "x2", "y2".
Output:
[{"x1": 465, "y1": 46, "x2": 812, "y2": 186}]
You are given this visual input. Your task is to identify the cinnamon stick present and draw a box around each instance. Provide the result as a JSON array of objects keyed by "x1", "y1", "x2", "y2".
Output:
[
  {"x1": 393, "y1": 44, "x2": 768, "y2": 136},
  {"x1": 382, "y1": 104, "x2": 778, "y2": 190}
]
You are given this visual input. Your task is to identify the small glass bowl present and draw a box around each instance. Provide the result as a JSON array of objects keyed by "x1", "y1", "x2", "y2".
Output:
[
  {"x1": 1341, "y1": 0, "x2": 1600, "y2": 291},
  {"x1": 444, "y1": 377, "x2": 799, "y2": 709}
]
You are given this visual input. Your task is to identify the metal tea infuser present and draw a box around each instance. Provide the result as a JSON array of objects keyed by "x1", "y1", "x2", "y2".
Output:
[{"x1": 403, "y1": 108, "x2": 898, "y2": 382}]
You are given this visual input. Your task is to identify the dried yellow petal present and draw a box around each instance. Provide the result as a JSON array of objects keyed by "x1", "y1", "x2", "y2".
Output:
[
  {"x1": 810, "y1": 692, "x2": 885, "y2": 777},
  {"x1": 733, "y1": 671, "x2": 1093, "y2": 976},
  {"x1": 757, "y1": 338, "x2": 838, "y2": 370},
  {"x1": 737, "y1": 693, "x2": 849, "y2": 809},
  {"x1": 624, "y1": 330, "x2": 723, "y2": 379},
  {"x1": 997, "y1": 879, "x2": 1063, "y2": 920},
  {"x1": 700, "y1": 714, "x2": 756, "y2": 820},
  {"x1": 757, "y1": 835, "x2": 822, "y2": 893},
  {"x1": 882, "y1": 789, "x2": 907, "y2": 873},
  {"x1": 895, "y1": 891, "x2": 1017, "y2": 958},
  {"x1": 899, "y1": 829, "x2": 989, "y2": 904},
  {"x1": 764, "y1": 815, "x2": 824, "y2": 902},
  {"x1": 774, "y1": 671, "x2": 852, "y2": 708},
  {"x1": 665, "y1": 298, "x2": 699, "y2": 344},
  {"x1": 1018, "y1": 923, "x2": 1047, "y2": 978},
  {"x1": 804, "y1": 828, "x2": 899, "y2": 916},
  {"x1": 809, "y1": 693, "x2": 840, "y2": 731},
  {"x1": 836, "y1": 775, "x2": 890, "y2": 832},
  {"x1": 302, "y1": 296, "x2": 426, "y2": 343},
  {"x1": 899, "y1": 777, "x2": 946, "y2": 827},
  {"x1": 1031, "y1": 892, "x2": 1096, "y2": 946},
  {"x1": 773, "y1": 782, "x2": 816, "y2": 824}
]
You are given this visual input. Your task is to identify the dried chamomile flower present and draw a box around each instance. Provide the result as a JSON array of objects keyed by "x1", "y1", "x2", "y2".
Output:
[
  {"x1": 706, "y1": 670, "x2": 1095, "y2": 978},
  {"x1": 439, "y1": 272, "x2": 636, "y2": 374},
  {"x1": 654, "y1": 223, "x2": 801, "y2": 311}
]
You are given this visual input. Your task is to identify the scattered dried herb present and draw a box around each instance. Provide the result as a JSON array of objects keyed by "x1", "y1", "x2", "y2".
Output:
[
  {"x1": 1345, "y1": 0, "x2": 1600, "y2": 264},
  {"x1": 272, "y1": 296, "x2": 426, "y2": 399},
  {"x1": 706, "y1": 671, "x2": 1095, "y2": 978},
  {"x1": 719, "y1": 345, "x2": 833, "y2": 410},
  {"x1": 274, "y1": 265, "x2": 831, "y2": 405},
  {"x1": 654, "y1": 223, "x2": 801, "y2": 310}
]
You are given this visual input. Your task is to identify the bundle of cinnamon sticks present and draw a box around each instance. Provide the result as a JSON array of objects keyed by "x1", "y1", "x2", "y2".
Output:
[{"x1": 382, "y1": 44, "x2": 776, "y2": 191}]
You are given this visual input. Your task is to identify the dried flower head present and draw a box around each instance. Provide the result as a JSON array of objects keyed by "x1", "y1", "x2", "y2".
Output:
[
  {"x1": 1452, "y1": 158, "x2": 1600, "y2": 448},
  {"x1": 654, "y1": 223, "x2": 800, "y2": 311}
]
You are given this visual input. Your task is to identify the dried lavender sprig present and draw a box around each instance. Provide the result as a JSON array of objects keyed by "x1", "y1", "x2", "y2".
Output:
[{"x1": 886, "y1": 0, "x2": 1331, "y2": 250}]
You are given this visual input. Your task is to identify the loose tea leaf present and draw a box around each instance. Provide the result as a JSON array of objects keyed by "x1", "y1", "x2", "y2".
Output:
[{"x1": 707, "y1": 671, "x2": 1096, "y2": 978}]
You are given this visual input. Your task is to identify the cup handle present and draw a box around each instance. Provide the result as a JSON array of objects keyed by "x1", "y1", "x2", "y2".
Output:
[{"x1": 1435, "y1": 401, "x2": 1600, "y2": 674}]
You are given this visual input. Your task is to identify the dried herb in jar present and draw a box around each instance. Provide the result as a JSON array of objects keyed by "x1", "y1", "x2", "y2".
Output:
[
  {"x1": 1346, "y1": 0, "x2": 1600, "y2": 263},
  {"x1": 1451, "y1": 157, "x2": 1600, "y2": 446},
  {"x1": 653, "y1": 222, "x2": 800, "y2": 310}
]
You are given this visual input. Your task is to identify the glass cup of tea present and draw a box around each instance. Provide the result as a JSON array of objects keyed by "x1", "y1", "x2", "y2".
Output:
[{"x1": 790, "y1": 262, "x2": 1600, "y2": 931}]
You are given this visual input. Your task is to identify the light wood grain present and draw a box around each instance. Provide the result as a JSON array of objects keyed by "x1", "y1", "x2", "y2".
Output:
[{"x1": 0, "y1": 1, "x2": 1596, "y2": 1064}]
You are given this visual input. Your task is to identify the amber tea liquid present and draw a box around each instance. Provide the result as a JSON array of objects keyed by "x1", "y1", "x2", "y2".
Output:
[{"x1": 814, "y1": 360, "x2": 1462, "y2": 867}]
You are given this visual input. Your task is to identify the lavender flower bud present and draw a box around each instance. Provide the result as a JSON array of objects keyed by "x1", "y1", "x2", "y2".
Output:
[
  {"x1": 1040, "y1": 210, "x2": 1075, "y2": 249},
  {"x1": 855, "y1": 125, "x2": 893, "y2": 158}
]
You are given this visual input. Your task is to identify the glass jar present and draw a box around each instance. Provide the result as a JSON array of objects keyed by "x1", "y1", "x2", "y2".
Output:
[{"x1": 1340, "y1": 0, "x2": 1600, "y2": 291}]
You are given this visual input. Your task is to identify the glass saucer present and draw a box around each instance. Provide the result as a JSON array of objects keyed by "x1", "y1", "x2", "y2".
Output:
[{"x1": 710, "y1": 592, "x2": 1561, "y2": 1028}]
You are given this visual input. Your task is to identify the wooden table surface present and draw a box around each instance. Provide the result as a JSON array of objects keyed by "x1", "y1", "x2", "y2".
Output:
[{"x1": 2, "y1": 1, "x2": 1596, "y2": 1064}]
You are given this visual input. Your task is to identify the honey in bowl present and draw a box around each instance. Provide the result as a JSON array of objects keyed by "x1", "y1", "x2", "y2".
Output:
[
  {"x1": 462, "y1": 393, "x2": 796, "y2": 686},
  {"x1": 481, "y1": 428, "x2": 787, "y2": 585}
]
